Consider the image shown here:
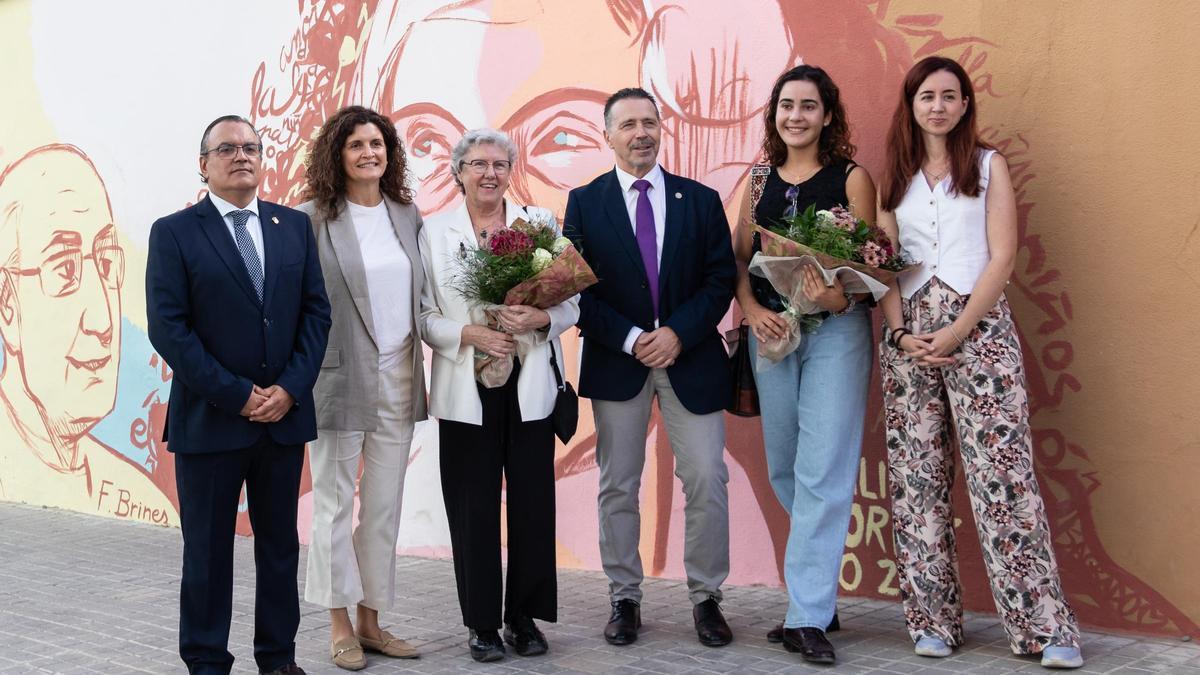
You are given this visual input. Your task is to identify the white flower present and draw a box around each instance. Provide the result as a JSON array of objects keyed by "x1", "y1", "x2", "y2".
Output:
[
  {"x1": 551, "y1": 236, "x2": 572, "y2": 255},
  {"x1": 815, "y1": 209, "x2": 837, "y2": 228},
  {"x1": 531, "y1": 248, "x2": 554, "y2": 272}
]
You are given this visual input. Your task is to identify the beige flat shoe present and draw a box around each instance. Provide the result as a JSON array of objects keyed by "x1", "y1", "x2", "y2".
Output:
[
  {"x1": 357, "y1": 630, "x2": 419, "y2": 659},
  {"x1": 331, "y1": 636, "x2": 366, "y2": 670}
]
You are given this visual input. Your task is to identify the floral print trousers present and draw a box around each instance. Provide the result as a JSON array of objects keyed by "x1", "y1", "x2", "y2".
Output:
[{"x1": 880, "y1": 277, "x2": 1080, "y2": 654}]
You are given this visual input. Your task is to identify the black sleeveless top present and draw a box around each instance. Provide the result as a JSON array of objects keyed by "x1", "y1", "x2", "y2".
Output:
[{"x1": 750, "y1": 160, "x2": 856, "y2": 312}]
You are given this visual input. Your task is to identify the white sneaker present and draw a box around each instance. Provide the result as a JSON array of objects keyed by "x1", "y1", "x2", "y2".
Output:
[
  {"x1": 914, "y1": 636, "x2": 952, "y2": 657},
  {"x1": 1041, "y1": 645, "x2": 1083, "y2": 669}
]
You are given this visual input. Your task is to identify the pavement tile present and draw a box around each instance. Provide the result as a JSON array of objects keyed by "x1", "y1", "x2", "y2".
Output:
[{"x1": 1, "y1": 501, "x2": 1197, "y2": 674}]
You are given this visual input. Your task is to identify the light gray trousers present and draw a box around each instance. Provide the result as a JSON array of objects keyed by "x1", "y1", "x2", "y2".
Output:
[{"x1": 593, "y1": 368, "x2": 730, "y2": 605}]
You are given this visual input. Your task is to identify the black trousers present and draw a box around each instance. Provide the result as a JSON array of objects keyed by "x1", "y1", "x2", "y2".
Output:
[
  {"x1": 174, "y1": 435, "x2": 304, "y2": 675},
  {"x1": 439, "y1": 366, "x2": 558, "y2": 630}
]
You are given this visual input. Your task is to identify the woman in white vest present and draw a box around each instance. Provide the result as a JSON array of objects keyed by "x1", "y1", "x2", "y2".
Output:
[
  {"x1": 876, "y1": 57, "x2": 1083, "y2": 669},
  {"x1": 298, "y1": 106, "x2": 426, "y2": 670}
]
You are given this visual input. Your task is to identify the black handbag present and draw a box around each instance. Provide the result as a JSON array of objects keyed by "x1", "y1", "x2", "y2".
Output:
[
  {"x1": 548, "y1": 341, "x2": 579, "y2": 443},
  {"x1": 724, "y1": 321, "x2": 760, "y2": 417}
]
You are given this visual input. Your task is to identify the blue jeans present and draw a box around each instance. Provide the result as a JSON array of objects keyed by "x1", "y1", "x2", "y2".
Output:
[{"x1": 750, "y1": 306, "x2": 872, "y2": 629}]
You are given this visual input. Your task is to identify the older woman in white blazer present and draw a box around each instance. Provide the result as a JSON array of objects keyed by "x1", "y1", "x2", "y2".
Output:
[{"x1": 418, "y1": 128, "x2": 578, "y2": 663}]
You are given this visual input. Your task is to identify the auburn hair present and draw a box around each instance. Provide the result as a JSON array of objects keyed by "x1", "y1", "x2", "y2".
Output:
[
  {"x1": 879, "y1": 56, "x2": 993, "y2": 211},
  {"x1": 302, "y1": 106, "x2": 413, "y2": 221},
  {"x1": 760, "y1": 64, "x2": 856, "y2": 168}
]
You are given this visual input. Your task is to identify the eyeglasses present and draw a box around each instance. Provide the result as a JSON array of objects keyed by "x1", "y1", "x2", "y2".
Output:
[
  {"x1": 6, "y1": 234, "x2": 126, "y2": 298},
  {"x1": 202, "y1": 143, "x2": 263, "y2": 159},
  {"x1": 459, "y1": 159, "x2": 512, "y2": 174}
]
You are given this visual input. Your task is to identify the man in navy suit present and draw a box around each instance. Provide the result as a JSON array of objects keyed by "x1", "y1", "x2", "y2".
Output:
[
  {"x1": 146, "y1": 115, "x2": 331, "y2": 675},
  {"x1": 564, "y1": 88, "x2": 736, "y2": 648}
]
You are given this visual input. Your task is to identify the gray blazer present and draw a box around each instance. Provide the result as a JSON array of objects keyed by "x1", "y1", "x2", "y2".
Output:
[{"x1": 298, "y1": 197, "x2": 428, "y2": 431}]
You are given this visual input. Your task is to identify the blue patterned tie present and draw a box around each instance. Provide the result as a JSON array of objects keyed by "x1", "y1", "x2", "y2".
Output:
[{"x1": 229, "y1": 209, "x2": 263, "y2": 301}]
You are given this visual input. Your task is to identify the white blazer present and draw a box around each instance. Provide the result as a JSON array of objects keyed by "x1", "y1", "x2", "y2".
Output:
[{"x1": 418, "y1": 200, "x2": 580, "y2": 425}]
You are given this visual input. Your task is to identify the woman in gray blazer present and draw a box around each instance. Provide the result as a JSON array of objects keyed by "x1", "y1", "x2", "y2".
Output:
[{"x1": 298, "y1": 106, "x2": 427, "y2": 671}]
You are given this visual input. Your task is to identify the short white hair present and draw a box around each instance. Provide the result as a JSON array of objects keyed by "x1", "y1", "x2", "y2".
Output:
[{"x1": 449, "y1": 128, "x2": 517, "y2": 192}]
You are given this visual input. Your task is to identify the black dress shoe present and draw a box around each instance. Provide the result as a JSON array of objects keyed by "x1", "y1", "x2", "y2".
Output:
[
  {"x1": 767, "y1": 613, "x2": 840, "y2": 642},
  {"x1": 604, "y1": 599, "x2": 641, "y2": 645},
  {"x1": 693, "y1": 598, "x2": 733, "y2": 647},
  {"x1": 468, "y1": 629, "x2": 506, "y2": 662},
  {"x1": 782, "y1": 627, "x2": 835, "y2": 664},
  {"x1": 503, "y1": 615, "x2": 549, "y2": 656},
  {"x1": 260, "y1": 665, "x2": 305, "y2": 675}
]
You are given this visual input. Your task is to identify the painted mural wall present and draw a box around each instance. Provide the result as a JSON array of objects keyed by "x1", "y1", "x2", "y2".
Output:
[{"x1": 2, "y1": 0, "x2": 1196, "y2": 638}]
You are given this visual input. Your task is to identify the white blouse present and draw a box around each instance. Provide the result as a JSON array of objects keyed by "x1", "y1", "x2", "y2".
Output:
[
  {"x1": 346, "y1": 199, "x2": 412, "y2": 369},
  {"x1": 895, "y1": 149, "x2": 996, "y2": 299}
]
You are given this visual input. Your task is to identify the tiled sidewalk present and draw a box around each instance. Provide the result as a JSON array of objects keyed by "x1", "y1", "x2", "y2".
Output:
[{"x1": 0, "y1": 502, "x2": 1195, "y2": 674}]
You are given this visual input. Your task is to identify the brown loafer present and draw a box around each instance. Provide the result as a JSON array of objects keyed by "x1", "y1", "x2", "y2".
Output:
[
  {"x1": 330, "y1": 637, "x2": 366, "y2": 671},
  {"x1": 357, "y1": 630, "x2": 419, "y2": 659}
]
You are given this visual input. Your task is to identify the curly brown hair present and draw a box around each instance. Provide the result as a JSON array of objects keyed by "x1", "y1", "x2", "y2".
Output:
[
  {"x1": 302, "y1": 105, "x2": 413, "y2": 221},
  {"x1": 761, "y1": 65, "x2": 856, "y2": 168}
]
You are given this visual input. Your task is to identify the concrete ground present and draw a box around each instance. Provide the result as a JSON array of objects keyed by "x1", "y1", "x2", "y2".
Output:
[{"x1": 1, "y1": 502, "x2": 1196, "y2": 674}]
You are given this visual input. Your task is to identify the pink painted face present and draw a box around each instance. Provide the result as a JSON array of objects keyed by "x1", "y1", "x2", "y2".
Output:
[
  {"x1": 341, "y1": 122, "x2": 388, "y2": 190},
  {"x1": 376, "y1": 2, "x2": 636, "y2": 217},
  {"x1": 912, "y1": 69, "x2": 968, "y2": 137}
]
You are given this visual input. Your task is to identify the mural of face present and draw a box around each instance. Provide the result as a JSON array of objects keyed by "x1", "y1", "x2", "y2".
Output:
[
  {"x1": 0, "y1": 145, "x2": 123, "y2": 458},
  {"x1": 605, "y1": 96, "x2": 662, "y2": 178},
  {"x1": 775, "y1": 79, "x2": 830, "y2": 152},
  {"x1": 375, "y1": 0, "x2": 637, "y2": 217},
  {"x1": 913, "y1": 69, "x2": 968, "y2": 138},
  {"x1": 341, "y1": 122, "x2": 388, "y2": 189},
  {"x1": 199, "y1": 120, "x2": 263, "y2": 204}
]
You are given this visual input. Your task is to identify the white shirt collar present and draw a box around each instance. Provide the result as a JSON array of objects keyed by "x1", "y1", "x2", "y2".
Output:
[
  {"x1": 208, "y1": 191, "x2": 260, "y2": 218},
  {"x1": 614, "y1": 164, "x2": 665, "y2": 194}
]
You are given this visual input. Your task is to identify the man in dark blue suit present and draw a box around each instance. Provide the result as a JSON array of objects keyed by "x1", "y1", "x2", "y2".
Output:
[
  {"x1": 564, "y1": 88, "x2": 736, "y2": 649},
  {"x1": 146, "y1": 115, "x2": 331, "y2": 675}
]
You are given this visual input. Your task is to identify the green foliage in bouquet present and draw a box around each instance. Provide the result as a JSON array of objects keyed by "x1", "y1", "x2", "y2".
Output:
[{"x1": 453, "y1": 219, "x2": 563, "y2": 305}]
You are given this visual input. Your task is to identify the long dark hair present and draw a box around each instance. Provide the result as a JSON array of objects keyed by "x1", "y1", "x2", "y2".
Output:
[
  {"x1": 760, "y1": 64, "x2": 856, "y2": 167},
  {"x1": 879, "y1": 56, "x2": 992, "y2": 211},
  {"x1": 303, "y1": 105, "x2": 413, "y2": 221}
]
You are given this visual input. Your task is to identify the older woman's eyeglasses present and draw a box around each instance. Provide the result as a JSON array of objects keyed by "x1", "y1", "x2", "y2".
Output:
[
  {"x1": 203, "y1": 143, "x2": 263, "y2": 159},
  {"x1": 459, "y1": 159, "x2": 512, "y2": 174}
]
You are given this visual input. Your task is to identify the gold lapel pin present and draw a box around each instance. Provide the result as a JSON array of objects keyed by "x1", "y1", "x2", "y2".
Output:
[
  {"x1": 271, "y1": 216, "x2": 279, "y2": 224},
  {"x1": 675, "y1": 192, "x2": 682, "y2": 199}
]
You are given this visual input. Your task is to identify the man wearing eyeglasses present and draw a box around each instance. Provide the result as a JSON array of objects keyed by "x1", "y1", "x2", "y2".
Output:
[
  {"x1": 0, "y1": 143, "x2": 178, "y2": 526},
  {"x1": 146, "y1": 115, "x2": 331, "y2": 675}
]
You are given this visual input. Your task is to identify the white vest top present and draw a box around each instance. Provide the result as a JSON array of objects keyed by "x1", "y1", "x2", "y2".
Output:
[{"x1": 895, "y1": 148, "x2": 996, "y2": 299}]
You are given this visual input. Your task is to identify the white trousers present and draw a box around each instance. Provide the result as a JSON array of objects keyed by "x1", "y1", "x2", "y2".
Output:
[{"x1": 305, "y1": 354, "x2": 415, "y2": 610}]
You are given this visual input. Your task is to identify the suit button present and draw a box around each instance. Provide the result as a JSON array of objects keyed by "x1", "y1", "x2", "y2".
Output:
[
  {"x1": 263, "y1": 318, "x2": 270, "y2": 326},
  {"x1": 260, "y1": 362, "x2": 267, "y2": 368},
  {"x1": 641, "y1": 283, "x2": 647, "y2": 289}
]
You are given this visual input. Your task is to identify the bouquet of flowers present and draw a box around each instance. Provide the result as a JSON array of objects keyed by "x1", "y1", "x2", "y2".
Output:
[
  {"x1": 453, "y1": 215, "x2": 597, "y2": 387},
  {"x1": 749, "y1": 204, "x2": 915, "y2": 363}
]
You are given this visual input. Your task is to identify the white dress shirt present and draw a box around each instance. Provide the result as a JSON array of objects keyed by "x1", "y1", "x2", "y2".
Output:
[
  {"x1": 209, "y1": 191, "x2": 265, "y2": 272},
  {"x1": 346, "y1": 199, "x2": 412, "y2": 370},
  {"x1": 613, "y1": 164, "x2": 666, "y2": 354}
]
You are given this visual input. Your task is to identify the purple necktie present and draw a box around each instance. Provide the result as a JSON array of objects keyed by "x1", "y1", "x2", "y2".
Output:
[{"x1": 632, "y1": 179, "x2": 659, "y2": 318}]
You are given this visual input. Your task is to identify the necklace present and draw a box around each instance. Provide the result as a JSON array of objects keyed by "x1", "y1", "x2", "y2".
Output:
[
  {"x1": 923, "y1": 160, "x2": 950, "y2": 184},
  {"x1": 779, "y1": 164, "x2": 821, "y2": 186}
]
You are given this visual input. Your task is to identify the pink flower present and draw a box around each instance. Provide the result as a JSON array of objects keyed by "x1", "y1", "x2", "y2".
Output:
[
  {"x1": 859, "y1": 240, "x2": 885, "y2": 267},
  {"x1": 830, "y1": 206, "x2": 858, "y2": 232},
  {"x1": 489, "y1": 228, "x2": 535, "y2": 256}
]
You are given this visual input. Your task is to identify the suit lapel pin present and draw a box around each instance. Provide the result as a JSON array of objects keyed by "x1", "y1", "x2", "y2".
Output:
[
  {"x1": 271, "y1": 216, "x2": 279, "y2": 224},
  {"x1": 675, "y1": 192, "x2": 682, "y2": 199}
]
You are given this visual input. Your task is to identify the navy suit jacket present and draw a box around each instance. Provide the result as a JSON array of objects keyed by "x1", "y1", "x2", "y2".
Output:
[
  {"x1": 564, "y1": 168, "x2": 735, "y2": 415},
  {"x1": 146, "y1": 196, "x2": 331, "y2": 454}
]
